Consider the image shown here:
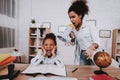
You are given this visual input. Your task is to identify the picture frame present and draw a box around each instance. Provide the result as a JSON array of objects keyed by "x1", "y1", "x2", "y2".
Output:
[
  {"x1": 99, "y1": 30, "x2": 111, "y2": 38},
  {"x1": 86, "y1": 20, "x2": 97, "y2": 27},
  {"x1": 58, "y1": 25, "x2": 67, "y2": 33},
  {"x1": 41, "y1": 22, "x2": 51, "y2": 28}
]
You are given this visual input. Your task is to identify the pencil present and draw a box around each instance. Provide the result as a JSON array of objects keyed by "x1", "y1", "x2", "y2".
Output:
[{"x1": 72, "y1": 68, "x2": 78, "y2": 73}]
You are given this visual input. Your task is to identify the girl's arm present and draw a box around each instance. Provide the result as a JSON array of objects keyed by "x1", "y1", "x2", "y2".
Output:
[
  {"x1": 30, "y1": 49, "x2": 45, "y2": 66},
  {"x1": 53, "y1": 54, "x2": 65, "y2": 67},
  {"x1": 51, "y1": 47, "x2": 64, "y2": 67}
]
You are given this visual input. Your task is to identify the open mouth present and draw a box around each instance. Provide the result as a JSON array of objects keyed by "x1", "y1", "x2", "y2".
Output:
[
  {"x1": 72, "y1": 23, "x2": 75, "y2": 25},
  {"x1": 47, "y1": 50, "x2": 52, "y2": 53}
]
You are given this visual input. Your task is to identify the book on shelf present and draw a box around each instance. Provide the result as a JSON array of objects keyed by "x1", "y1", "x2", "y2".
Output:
[
  {"x1": 22, "y1": 64, "x2": 66, "y2": 76},
  {"x1": 89, "y1": 74, "x2": 115, "y2": 80}
]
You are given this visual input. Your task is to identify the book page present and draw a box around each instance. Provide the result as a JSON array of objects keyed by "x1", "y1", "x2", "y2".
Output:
[
  {"x1": 22, "y1": 64, "x2": 66, "y2": 76},
  {"x1": 46, "y1": 64, "x2": 66, "y2": 76},
  {"x1": 29, "y1": 76, "x2": 77, "y2": 80}
]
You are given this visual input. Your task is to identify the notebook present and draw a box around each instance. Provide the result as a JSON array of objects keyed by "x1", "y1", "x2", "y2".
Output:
[{"x1": 89, "y1": 74, "x2": 115, "y2": 80}]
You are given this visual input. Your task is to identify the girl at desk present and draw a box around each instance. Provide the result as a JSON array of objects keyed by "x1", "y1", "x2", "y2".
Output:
[{"x1": 30, "y1": 33, "x2": 64, "y2": 67}]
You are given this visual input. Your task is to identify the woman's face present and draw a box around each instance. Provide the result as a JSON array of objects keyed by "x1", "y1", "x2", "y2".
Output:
[
  {"x1": 68, "y1": 11, "x2": 82, "y2": 30},
  {"x1": 43, "y1": 39, "x2": 55, "y2": 57}
]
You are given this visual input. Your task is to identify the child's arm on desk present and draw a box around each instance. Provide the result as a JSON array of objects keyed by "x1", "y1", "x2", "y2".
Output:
[
  {"x1": 30, "y1": 50, "x2": 45, "y2": 66},
  {"x1": 53, "y1": 55, "x2": 65, "y2": 67}
]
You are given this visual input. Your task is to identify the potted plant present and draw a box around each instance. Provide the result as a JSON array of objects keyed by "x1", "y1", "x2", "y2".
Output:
[
  {"x1": 31, "y1": 19, "x2": 36, "y2": 24},
  {"x1": 31, "y1": 19, "x2": 36, "y2": 27}
]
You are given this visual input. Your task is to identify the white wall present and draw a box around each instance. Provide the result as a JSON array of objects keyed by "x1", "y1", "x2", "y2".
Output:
[
  {"x1": 30, "y1": 0, "x2": 72, "y2": 33},
  {"x1": 18, "y1": 0, "x2": 120, "y2": 64},
  {"x1": 18, "y1": 0, "x2": 31, "y2": 62}
]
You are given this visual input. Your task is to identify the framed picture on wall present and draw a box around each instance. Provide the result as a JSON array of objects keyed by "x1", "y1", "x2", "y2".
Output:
[
  {"x1": 99, "y1": 30, "x2": 111, "y2": 38},
  {"x1": 41, "y1": 22, "x2": 51, "y2": 28},
  {"x1": 58, "y1": 25, "x2": 67, "y2": 33},
  {"x1": 86, "y1": 20, "x2": 97, "y2": 27}
]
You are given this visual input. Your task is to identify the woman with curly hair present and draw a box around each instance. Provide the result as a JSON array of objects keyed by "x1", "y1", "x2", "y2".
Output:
[{"x1": 68, "y1": 0, "x2": 100, "y2": 65}]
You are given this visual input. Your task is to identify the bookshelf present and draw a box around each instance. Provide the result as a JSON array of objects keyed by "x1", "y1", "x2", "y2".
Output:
[
  {"x1": 28, "y1": 27, "x2": 50, "y2": 63},
  {"x1": 112, "y1": 29, "x2": 120, "y2": 61}
]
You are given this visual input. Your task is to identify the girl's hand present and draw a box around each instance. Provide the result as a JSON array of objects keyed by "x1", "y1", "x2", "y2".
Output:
[
  {"x1": 52, "y1": 46, "x2": 57, "y2": 57},
  {"x1": 41, "y1": 46, "x2": 46, "y2": 57}
]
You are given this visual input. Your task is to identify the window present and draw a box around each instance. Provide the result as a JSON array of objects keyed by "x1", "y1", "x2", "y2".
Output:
[
  {"x1": 0, "y1": 0, "x2": 15, "y2": 18},
  {"x1": 0, "y1": 26, "x2": 15, "y2": 48}
]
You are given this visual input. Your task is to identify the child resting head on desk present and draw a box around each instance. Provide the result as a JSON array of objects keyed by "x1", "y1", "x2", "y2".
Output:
[{"x1": 30, "y1": 33, "x2": 64, "y2": 67}]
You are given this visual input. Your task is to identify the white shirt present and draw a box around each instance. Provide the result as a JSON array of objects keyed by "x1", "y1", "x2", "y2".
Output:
[
  {"x1": 30, "y1": 50, "x2": 64, "y2": 67},
  {"x1": 73, "y1": 23, "x2": 100, "y2": 50},
  {"x1": 72, "y1": 22, "x2": 100, "y2": 65}
]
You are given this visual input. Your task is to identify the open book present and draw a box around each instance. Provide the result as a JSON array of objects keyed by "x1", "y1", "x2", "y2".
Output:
[
  {"x1": 29, "y1": 76, "x2": 77, "y2": 80},
  {"x1": 22, "y1": 64, "x2": 66, "y2": 76}
]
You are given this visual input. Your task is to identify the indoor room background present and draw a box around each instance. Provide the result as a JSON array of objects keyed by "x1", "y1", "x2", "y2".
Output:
[{"x1": 0, "y1": 0, "x2": 120, "y2": 64}]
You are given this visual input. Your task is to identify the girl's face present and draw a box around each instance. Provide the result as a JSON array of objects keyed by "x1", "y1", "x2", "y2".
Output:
[
  {"x1": 43, "y1": 39, "x2": 55, "y2": 57},
  {"x1": 68, "y1": 11, "x2": 82, "y2": 30}
]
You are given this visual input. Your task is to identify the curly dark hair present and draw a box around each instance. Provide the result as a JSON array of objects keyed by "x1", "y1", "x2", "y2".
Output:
[
  {"x1": 42, "y1": 33, "x2": 57, "y2": 45},
  {"x1": 68, "y1": 0, "x2": 89, "y2": 20}
]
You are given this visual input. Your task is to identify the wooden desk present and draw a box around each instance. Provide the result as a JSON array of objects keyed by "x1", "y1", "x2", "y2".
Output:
[{"x1": 14, "y1": 64, "x2": 120, "y2": 80}]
